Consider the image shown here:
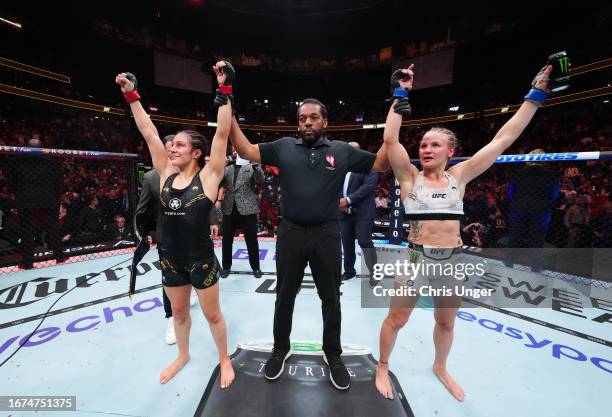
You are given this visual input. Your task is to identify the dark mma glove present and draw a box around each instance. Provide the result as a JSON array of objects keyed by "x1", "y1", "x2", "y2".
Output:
[
  {"x1": 220, "y1": 60, "x2": 235, "y2": 85},
  {"x1": 213, "y1": 90, "x2": 235, "y2": 113},
  {"x1": 393, "y1": 97, "x2": 412, "y2": 115},
  {"x1": 123, "y1": 72, "x2": 141, "y2": 103},
  {"x1": 213, "y1": 61, "x2": 236, "y2": 114},
  {"x1": 390, "y1": 69, "x2": 411, "y2": 116},
  {"x1": 524, "y1": 51, "x2": 570, "y2": 105},
  {"x1": 524, "y1": 65, "x2": 551, "y2": 106},
  {"x1": 546, "y1": 51, "x2": 570, "y2": 93}
]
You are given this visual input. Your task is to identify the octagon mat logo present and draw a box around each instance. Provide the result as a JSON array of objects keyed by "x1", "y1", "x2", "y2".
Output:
[{"x1": 193, "y1": 340, "x2": 414, "y2": 417}]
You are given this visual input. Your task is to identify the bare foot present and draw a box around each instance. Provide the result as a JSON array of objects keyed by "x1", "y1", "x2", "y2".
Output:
[
  {"x1": 160, "y1": 354, "x2": 189, "y2": 384},
  {"x1": 219, "y1": 358, "x2": 235, "y2": 389},
  {"x1": 433, "y1": 364, "x2": 465, "y2": 402},
  {"x1": 375, "y1": 362, "x2": 394, "y2": 400}
]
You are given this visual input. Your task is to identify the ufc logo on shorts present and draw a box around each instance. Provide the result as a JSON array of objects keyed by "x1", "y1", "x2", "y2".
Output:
[{"x1": 431, "y1": 193, "x2": 446, "y2": 198}]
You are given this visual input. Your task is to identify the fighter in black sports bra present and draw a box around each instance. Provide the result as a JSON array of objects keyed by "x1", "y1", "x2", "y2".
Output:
[
  {"x1": 116, "y1": 60, "x2": 237, "y2": 389},
  {"x1": 158, "y1": 172, "x2": 219, "y2": 289}
]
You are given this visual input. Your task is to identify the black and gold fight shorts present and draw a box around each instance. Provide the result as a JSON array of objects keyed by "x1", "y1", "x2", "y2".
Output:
[{"x1": 159, "y1": 255, "x2": 220, "y2": 290}]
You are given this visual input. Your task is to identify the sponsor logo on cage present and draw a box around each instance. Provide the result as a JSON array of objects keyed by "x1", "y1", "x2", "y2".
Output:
[
  {"x1": 169, "y1": 198, "x2": 182, "y2": 210},
  {"x1": 496, "y1": 152, "x2": 579, "y2": 162},
  {"x1": 113, "y1": 240, "x2": 136, "y2": 248},
  {"x1": 0, "y1": 146, "x2": 102, "y2": 157},
  {"x1": 3, "y1": 257, "x2": 610, "y2": 323},
  {"x1": 21, "y1": 241, "x2": 134, "y2": 263}
]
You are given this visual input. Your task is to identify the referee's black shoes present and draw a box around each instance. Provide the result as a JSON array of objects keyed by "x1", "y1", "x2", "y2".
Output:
[
  {"x1": 324, "y1": 354, "x2": 351, "y2": 390},
  {"x1": 264, "y1": 348, "x2": 292, "y2": 380}
]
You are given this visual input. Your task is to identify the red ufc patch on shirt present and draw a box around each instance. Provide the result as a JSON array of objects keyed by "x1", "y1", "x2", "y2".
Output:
[{"x1": 325, "y1": 154, "x2": 335, "y2": 169}]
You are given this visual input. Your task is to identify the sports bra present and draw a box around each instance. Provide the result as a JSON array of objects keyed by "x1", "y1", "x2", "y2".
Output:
[
  {"x1": 403, "y1": 172, "x2": 463, "y2": 220},
  {"x1": 158, "y1": 172, "x2": 214, "y2": 261}
]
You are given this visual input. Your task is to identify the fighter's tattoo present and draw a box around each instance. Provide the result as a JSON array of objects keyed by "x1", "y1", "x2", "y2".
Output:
[{"x1": 409, "y1": 221, "x2": 423, "y2": 241}]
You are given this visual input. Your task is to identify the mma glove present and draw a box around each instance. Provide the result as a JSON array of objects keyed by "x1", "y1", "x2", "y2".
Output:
[
  {"x1": 213, "y1": 61, "x2": 236, "y2": 115},
  {"x1": 122, "y1": 72, "x2": 141, "y2": 103},
  {"x1": 524, "y1": 65, "x2": 552, "y2": 106},
  {"x1": 390, "y1": 69, "x2": 411, "y2": 116}
]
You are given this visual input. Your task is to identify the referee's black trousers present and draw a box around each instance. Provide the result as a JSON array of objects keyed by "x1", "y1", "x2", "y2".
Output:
[{"x1": 273, "y1": 219, "x2": 343, "y2": 357}]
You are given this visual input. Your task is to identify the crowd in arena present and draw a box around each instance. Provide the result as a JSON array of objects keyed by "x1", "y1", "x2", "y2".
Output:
[{"x1": 0, "y1": 91, "x2": 610, "y2": 269}]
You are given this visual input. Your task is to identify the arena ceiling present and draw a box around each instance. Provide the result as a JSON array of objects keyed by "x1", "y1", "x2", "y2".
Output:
[
  {"x1": 2, "y1": 1, "x2": 609, "y2": 59},
  {"x1": 0, "y1": 1, "x2": 543, "y2": 57}
]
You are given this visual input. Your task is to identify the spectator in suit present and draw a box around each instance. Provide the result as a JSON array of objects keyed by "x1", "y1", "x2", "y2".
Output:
[
  {"x1": 2, "y1": 138, "x2": 65, "y2": 268},
  {"x1": 135, "y1": 134, "x2": 220, "y2": 345},
  {"x1": 219, "y1": 152, "x2": 264, "y2": 278},
  {"x1": 120, "y1": 188, "x2": 130, "y2": 218},
  {"x1": 108, "y1": 215, "x2": 133, "y2": 241},
  {"x1": 339, "y1": 142, "x2": 379, "y2": 286}
]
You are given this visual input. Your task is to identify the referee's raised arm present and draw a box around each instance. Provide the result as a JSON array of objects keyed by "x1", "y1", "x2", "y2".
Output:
[{"x1": 229, "y1": 117, "x2": 262, "y2": 163}]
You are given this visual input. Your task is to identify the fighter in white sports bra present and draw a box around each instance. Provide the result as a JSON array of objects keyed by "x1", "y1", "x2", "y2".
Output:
[{"x1": 374, "y1": 62, "x2": 553, "y2": 402}]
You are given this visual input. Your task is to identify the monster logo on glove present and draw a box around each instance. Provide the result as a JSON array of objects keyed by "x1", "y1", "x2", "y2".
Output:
[{"x1": 547, "y1": 51, "x2": 570, "y2": 93}]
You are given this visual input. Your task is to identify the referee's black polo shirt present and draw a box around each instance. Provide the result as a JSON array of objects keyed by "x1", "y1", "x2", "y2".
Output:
[{"x1": 258, "y1": 137, "x2": 376, "y2": 225}]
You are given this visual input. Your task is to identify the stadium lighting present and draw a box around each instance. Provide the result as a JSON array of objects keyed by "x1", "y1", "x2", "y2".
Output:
[
  {"x1": 0, "y1": 16, "x2": 22, "y2": 29},
  {"x1": 449, "y1": 106, "x2": 460, "y2": 112}
]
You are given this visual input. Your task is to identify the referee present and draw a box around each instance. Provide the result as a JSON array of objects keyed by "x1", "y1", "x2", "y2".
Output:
[{"x1": 229, "y1": 97, "x2": 388, "y2": 390}]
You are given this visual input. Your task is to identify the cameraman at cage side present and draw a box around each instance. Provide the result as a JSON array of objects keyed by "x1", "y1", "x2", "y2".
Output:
[
  {"x1": 217, "y1": 149, "x2": 264, "y2": 278},
  {"x1": 135, "y1": 134, "x2": 220, "y2": 345},
  {"x1": 339, "y1": 142, "x2": 379, "y2": 287}
]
